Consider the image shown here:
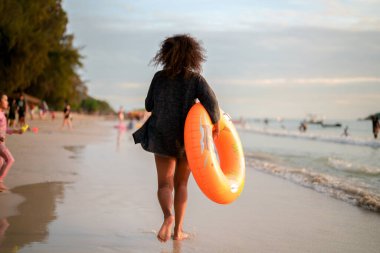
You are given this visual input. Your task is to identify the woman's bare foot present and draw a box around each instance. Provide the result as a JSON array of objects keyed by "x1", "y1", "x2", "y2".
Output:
[
  {"x1": 157, "y1": 215, "x2": 174, "y2": 242},
  {"x1": 173, "y1": 230, "x2": 190, "y2": 241}
]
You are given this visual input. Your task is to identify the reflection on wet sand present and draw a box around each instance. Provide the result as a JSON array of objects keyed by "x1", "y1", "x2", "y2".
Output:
[
  {"x1": 172, "y1": 240, "x2": 182, "y2": 253},
  {"x1": 0, "y1": 219, "x2": 9, "y2": 247},
  {"x1": 116, "y1": 127, "x2": 126, "y2": 152},
  {"x1": 159, "y1": 240, "x2": 183, "y2": 253},
  {"x1": 64, "y1": 145, "x2": 86, "y2": 160},
  {"x1": 0, "y1": 182, "x2": 65, "y2": 252}
]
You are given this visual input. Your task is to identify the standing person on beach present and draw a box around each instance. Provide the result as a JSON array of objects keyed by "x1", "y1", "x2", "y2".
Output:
[
  {"x1": 39, "y1": 100, "x2": 48, "y2": 119},
  {"x1": 61, "y1": 102, "x2": 72, "y2": 130},
  {"x1": 133, "y1": 34, "x2": 220, "y2": 242},
  {"x1": 341, "y1": 126, "x2": 349, "y2": 137},
  {"x1": 370, "y1": 115, "x2": 380, "y2": 139},
  {"x1": 17, "y1": 94, "x2": 26, "y2": 127},
  {"x1": 117, "y1": 106, "x2": 124, "y2": 124},
  {"x1": 0, "y1": 92, "x2": 24, "y2": 191},
  {"x1": 7, "y1": 99, "x2": 17, "y2": 128},
  {"x1": 299, "y1": 121, "x2": 307, "y2": 132}
]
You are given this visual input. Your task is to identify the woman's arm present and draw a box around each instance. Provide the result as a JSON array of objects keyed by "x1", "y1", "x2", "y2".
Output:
[
  {"x1": 145, "y1": 73, "x2": 159, "y2": 112},
  {"x1": 196, "y1": 75, "x2": 220, "y2": 124}
]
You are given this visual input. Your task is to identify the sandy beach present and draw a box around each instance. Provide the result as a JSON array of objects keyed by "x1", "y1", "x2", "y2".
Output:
[{"x1": 0, "y1": 114, "x2": 380, "y2": 253}]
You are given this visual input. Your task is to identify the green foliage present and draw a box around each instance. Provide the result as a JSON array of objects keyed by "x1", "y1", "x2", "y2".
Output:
[
  {"x1": 80, "y1": 97, "x2": 114, "y2": 115},
  {"x1": 0, "y1": 0, "x2": 88, "y2": 109}
]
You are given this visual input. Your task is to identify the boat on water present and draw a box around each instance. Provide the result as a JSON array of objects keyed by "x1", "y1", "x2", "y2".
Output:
[
  {"x1": 304, "y1": 114, "x2": 342, "y2": 128},
  {"x1": 321, "y1": 123, "x2": 342, "y2": 128}
]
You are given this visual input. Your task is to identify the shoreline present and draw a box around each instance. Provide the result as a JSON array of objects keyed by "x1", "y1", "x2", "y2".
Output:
[
  {"x1": 0, "y1": 113, "x2": 110, "y2": 219},
  {"x1": 248, "y1": 157, "x2": 380, "y2": 213},
  {"x1": 0, "y1": 115, "x2": 379, "y2": 252}
]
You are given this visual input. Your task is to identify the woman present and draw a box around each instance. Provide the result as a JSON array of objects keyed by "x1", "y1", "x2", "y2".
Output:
[{"x1": 133, "y1": 34, "x2": 220, "y2": 242}]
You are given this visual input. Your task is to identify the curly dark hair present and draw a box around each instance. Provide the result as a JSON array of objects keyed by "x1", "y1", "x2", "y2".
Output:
[{"x1": 151, "y1": 34, "x2": 206, "y2": 79}]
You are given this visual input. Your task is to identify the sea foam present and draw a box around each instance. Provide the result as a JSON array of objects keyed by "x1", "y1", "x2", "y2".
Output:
[
  {"x1": 246, "y1": 156, "x2": 380, "y2": 213},
  {"x1": 239, "y1": 126, "x2": 380, "y2": 148}
]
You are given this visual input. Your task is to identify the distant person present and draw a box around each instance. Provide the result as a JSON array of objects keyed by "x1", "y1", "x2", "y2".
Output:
[
  {"x1": 7, "y1": 99, "x2": 17, "y2": 128},
  {"x1": 39, "y1": 100, "x2": 48, "y2": 119},
  {"x1": 341, "y1": 126, "x2": 349, "y2": 137},
  {"x1": 17, "y1": 94, "x2": 26, "y2": 127},
  {"x1": 0, "y1": 92, "x2": 24, "y2": 191},
  {"x1": 61, "y1": 102, "x2": 72, "y2": 130},
  {"x1": 127, "y1": 118, "x2": 135, "y2": 131},
  {"x1": 117, "y1": 106, "x2": 124, "y2": 123},
  {"x1": 133, "y1": 34, "x2": 220, "y2": 242},
  {"x1": 51, "y1": 110, "x2": 56, "y2": 120},
  {"x1": 29, "y1": 104, "x2": 35, "y2": 120},
  {"x1": 370, "y1": 115, "x2": 380, "y2": 139},
  {"x1": 299, "y1": 121, "x2": 307, "y2": 132}
]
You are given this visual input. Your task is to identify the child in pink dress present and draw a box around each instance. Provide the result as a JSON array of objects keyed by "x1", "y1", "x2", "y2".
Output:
[{"x1": 0, "y1": 92, "x2": 23, "y2": 191}]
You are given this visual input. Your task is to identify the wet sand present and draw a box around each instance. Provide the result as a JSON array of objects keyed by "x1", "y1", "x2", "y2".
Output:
[{"x1": 0, "y1": 115, "x2": 380, "y2": 253}]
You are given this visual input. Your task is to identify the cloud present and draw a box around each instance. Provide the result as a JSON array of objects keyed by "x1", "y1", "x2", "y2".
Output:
[
  {"x1": 118, "y1": 82, "x2": 143, "y2": 89},
  {"x1": 215, "y1": 77, "x2": 380, "y2": 87},
  {"x1": 65, "y1": 0, "x2": 380, "y2": 32},
  {"x1": 62, "y1": 0, "x2": 380, "y2": 118}
]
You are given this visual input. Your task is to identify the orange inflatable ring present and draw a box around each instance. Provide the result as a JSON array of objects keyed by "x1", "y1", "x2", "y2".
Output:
[{"x1": 184, "y1": 103, "x2": 245, "y2": 204}]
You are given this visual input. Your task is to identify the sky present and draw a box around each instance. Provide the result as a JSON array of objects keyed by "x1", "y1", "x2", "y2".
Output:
[{"x1": 62, "y1": 0, "x2": 380, "y2": 120}]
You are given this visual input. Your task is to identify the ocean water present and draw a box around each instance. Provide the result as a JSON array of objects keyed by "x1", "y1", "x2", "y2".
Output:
[{"x1": 238, "y1": 119, "x2": 380, "y2": 212}]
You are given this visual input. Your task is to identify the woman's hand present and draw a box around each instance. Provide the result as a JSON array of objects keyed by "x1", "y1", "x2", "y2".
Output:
[{"x1": 213, "y1": 122, "x2": 220, "y2": 140}]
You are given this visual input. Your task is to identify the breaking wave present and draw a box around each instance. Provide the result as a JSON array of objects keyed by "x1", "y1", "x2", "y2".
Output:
[
  {"x1": 327, "y1": 157, "x2": 380, "y2": 176},
  {"x1": 246, "y1": 156, "x2": 380, "y2": 213},
  {"x1": 239, "y1": 126, "x2": 380, "y2": 148}
]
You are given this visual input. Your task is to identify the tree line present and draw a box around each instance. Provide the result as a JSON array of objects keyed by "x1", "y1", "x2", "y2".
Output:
[{"x1": 0, "y1": 0, "x2": 113, "y2": 114}]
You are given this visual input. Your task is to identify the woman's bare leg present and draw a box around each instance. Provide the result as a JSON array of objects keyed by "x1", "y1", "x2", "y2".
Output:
[
  {"x1": 68, "y1": 119, "x2": 73, "y2": 130},
  {"x1": 155, "y1": 154, "x2": 176, "y2": 242},
  {"x1": 61, "y1": 119, "x2": 66, "y2": 129},
  {"x1": 173, "y1": 156, "x2": 191, "y2": 240},
  {"x1": 0, "y1": 144, "x2": 15, "y2": 188}
]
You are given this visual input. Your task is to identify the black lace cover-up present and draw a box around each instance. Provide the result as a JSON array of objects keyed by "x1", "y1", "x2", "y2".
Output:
[{"x1": 133, "y1": 70, "x2": 220, "y2": 158}]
